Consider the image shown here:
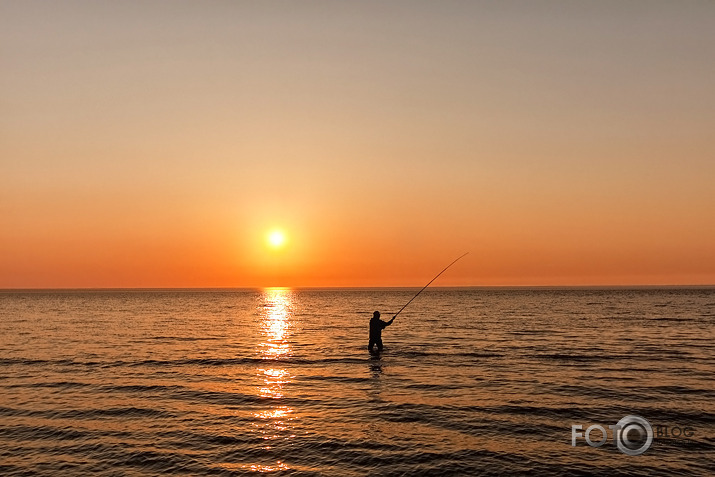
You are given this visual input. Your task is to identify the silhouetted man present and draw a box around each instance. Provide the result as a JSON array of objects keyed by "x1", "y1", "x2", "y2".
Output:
[{"x1": 368, "y1": 311, "x2": 395, "y2": 353}]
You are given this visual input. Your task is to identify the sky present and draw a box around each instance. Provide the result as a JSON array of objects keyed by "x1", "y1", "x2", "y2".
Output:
[{"x1": 1, "y1": 0, "x2": 714, "y2": 288}]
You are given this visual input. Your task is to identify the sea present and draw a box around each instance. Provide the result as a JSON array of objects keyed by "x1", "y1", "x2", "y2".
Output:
[{"x1": 0, "y1": 288, "x2": 713, "y2": 476}]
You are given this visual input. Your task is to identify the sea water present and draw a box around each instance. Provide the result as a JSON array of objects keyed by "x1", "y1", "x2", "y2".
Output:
[{"x1": 0, "y1": 288, "x2": 713, "y2": 475}]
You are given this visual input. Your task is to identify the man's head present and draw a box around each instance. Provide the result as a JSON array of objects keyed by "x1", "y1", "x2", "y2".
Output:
[{"x1": 373, "y1": 311, "x2": 380, "y2": 319}]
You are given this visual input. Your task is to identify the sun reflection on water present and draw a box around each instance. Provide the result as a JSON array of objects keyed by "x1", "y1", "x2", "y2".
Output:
[
  {"x1": 258, "y1": 288, "x2": 293, "y2": 360},
  {"x1": 251, "y1": 288, "x2": 297, "y2": 471},
  {"x1": 259, "y1": 367, "x2": 289, "y2": 399},
  {"x1": 249, "y1": 462, "x2": 290, "y2": 472}
]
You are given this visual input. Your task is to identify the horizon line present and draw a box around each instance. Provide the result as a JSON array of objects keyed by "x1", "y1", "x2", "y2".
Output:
[{"x1": 2, "y1": 284, "x2": 714, "y2": 292}]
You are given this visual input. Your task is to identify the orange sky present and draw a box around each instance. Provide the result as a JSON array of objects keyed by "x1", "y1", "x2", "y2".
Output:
[{"x1": 2, "y1": 1, "x2": 714, "y2": 288}]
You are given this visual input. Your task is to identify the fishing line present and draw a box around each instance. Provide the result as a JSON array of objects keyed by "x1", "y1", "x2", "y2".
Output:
[{"x1": 392, "y1": 252, "x2": 469, "y2": 319}]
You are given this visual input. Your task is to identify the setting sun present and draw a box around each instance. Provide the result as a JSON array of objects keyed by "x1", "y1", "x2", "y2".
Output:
[{"x1": 267, "y1": 230, "x2": 287, "y2": 249}]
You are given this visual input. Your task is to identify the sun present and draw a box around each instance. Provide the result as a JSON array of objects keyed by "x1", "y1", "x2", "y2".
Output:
[{"x1": 267, "y1": 229, "x2": 287, "y2": 249}]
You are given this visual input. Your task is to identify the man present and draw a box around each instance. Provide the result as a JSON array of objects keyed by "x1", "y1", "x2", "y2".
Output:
[{"x1": 368, "y1": 311, "x2": 395, "y2": 353}]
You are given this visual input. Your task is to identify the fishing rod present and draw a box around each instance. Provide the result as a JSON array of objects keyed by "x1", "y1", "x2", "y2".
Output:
[{"x1": 392, "y1": 252, "x2": 469, "y2": 319}]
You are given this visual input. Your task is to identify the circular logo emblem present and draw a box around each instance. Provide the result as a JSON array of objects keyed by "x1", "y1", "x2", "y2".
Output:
[{"x1": 615, "y1": 415, "x2": 653, "y2": 456}]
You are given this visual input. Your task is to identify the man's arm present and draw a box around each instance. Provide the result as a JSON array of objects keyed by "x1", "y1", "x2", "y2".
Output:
[{"x1": 386, "y1": 316, "x2": 395, "y2": 326}]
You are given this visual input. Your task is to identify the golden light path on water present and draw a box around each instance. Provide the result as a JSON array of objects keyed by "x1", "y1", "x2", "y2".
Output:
[{"x1": 250, "y1": 288, "x2": 296, "y2": 473}]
